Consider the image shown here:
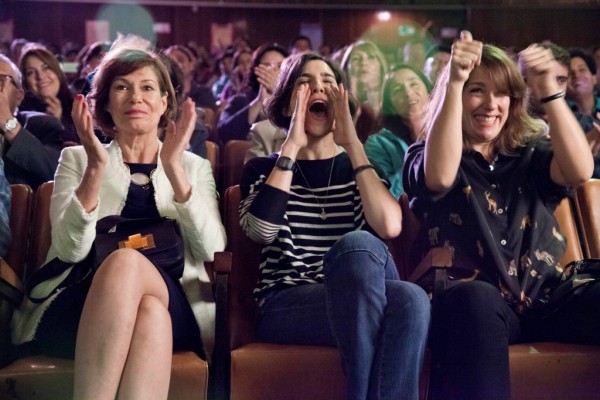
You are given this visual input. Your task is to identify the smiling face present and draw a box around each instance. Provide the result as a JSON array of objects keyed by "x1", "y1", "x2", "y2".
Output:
[
  {"x1": 570, "y1": 56, "x2": 597, "y2": 99},
  {"x1": 107, "y1": 65, "x2": 167, "y2": 136},
  {"x1": 23, "y1": 55, "x2": 60, "y2": 99},
  {"x1": 462, "y1": 66, "x2": 510, "y2": 153},
  {"x1": 388, "y1": 68, "x2": 429, "y2": 118},
  {"x1": 289, "y1": 59, "x2": 337, "y2": 137}
]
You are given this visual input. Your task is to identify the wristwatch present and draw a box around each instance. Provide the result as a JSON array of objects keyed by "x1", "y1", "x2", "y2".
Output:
[
  {"x1": 1, "y1": 117, "x2": 17, "y2": 135},
  {"x1": 275, "y1": 156, "x2": 296, "y2": 172}
]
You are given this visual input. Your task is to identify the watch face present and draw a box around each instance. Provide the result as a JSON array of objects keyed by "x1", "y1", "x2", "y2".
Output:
[
  {"x1": 4, "y1": 118, "x2": 16, "y2": 133},
  {"x1": 276, "y1": 156, "x2": 295, "y2": 171}
]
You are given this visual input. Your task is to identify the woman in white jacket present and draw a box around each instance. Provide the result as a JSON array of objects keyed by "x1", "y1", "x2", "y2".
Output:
[{"x1": 11, "y1": 36, "x2": 226, "y2": 400}]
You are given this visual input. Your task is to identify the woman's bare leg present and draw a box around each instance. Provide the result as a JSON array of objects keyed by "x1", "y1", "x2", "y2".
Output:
[
  {"x1": 73, "y1": 249, "x2": 171, "y2": 400},
  {"x1": 117, "y1": 295, "x2": 173, "y2": 400}
]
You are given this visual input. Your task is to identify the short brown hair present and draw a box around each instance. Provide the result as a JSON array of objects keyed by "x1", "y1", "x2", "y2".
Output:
[{"x1": 88, "y1": 40, "x2": 177, "y2": 137}]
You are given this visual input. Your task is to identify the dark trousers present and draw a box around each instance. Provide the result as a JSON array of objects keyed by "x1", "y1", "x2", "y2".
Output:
[{"x1": 430, "y1": 280, "x2": 600, "y2": 400}]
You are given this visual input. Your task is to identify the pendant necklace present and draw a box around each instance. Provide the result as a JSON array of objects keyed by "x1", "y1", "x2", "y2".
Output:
[
  {"x1": 295, "y1": 148, "x2": 336, "y2": 221},
  {"x1": 126, "y1": 164, "x2": 156, "y2": 190},
  {"x1": 488, "y1": 153, "x2": 499, "y2": 171}
]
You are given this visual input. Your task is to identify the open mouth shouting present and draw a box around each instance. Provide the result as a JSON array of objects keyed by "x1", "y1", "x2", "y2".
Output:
[{"x1": 308, "y1": 99, "x2": 329, "y2": 121}]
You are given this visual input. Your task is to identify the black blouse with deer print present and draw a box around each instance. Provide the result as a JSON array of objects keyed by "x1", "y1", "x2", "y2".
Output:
[{"x1": 403, "y1": 138, "x2": 571, "y2": 313}]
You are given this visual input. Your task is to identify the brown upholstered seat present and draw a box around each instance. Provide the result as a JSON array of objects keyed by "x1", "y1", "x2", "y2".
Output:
[
  {"x1": 6, "y1": 184, "x2": 34, "y2": 281},
  {"x1": 0, "y1": 181, "x2": 209, "y2": 400},
  {"x1": 220, "y1": 140, "x2": 252, "y2": 195},
  {"x1": 575, "y1": 178, "x2": 600, "y2": 258},
  {"x1": 396, "y1": 193, "x2": 600, "y2": 400},
  {"x1": 216, "y1": 185, "x2": 430, "y2": 400}
]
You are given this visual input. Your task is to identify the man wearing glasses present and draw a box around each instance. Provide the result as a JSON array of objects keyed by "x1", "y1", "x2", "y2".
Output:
[{"x1": 0, "y1": 54, "x2": 63, "y2": 190}]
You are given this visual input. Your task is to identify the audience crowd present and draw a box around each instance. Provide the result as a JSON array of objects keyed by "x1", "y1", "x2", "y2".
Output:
[{"x1": 0, "y1": 26, "x2": 599, "y2": 400}]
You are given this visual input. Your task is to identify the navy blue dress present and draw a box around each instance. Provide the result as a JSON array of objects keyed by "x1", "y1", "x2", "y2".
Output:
[{"x1": 32, "y1": 163, "x2": 204, "y2": 359}]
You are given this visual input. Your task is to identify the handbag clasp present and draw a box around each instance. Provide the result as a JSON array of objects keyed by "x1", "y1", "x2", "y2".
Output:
[{"x1": 118, "y1": 233, "x2": 156, "y2": 250}]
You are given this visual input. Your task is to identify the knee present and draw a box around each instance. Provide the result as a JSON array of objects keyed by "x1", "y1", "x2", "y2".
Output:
[
  {"x1": 324, "y1": 231, "x2": 387, "y2": 267},
  {"x1": 389, "y1": 282, "x2": 431, "y2": 322},
  {"x1": 138, "y1": 295, "x2": 171, "y2": 327},
  {"x1": 93, "y1": 249, "x2": 156, "y2": 290},
  {"x1": 323, "y1": 231, "x2": 393, "y2": 288},
  {"x1": 439, "y1": 281, "x2": 506, "y2": 327}
]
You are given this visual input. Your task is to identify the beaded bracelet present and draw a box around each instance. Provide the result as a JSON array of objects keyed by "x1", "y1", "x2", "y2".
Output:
[
  {"x1": 352, "y1": 164, "x2": 376, "y2": 179},
  {"x1": 540, "y1": 91, "x2": 565, "y2": 104}
]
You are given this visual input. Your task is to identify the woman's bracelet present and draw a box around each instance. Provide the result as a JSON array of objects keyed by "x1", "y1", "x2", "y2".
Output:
[
  {"x1": 352, "y1": 164, "x2": 376, "y2": 179},
  {"x1": 540, "y1": 91, "x2": 565, "y2": 104}
]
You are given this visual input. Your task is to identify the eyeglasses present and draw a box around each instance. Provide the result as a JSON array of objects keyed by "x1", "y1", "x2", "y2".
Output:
[{"x1": 0, "y1": 74, "x2": 17, "y2": 88}]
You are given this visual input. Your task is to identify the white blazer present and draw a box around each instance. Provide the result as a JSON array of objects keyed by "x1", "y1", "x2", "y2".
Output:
[{"x1": 12, "y1": 140, "x2": 226, "y2": 356}]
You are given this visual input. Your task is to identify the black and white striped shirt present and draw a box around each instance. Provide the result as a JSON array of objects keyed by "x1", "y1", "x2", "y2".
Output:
[{"x1": 240, "y1": 152, "x2": 382, "y2": 301}]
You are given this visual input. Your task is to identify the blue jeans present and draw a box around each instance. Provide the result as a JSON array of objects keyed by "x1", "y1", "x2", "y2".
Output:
[{"x1": 257, "y1": 231, "x2": 431, "y2": 400}]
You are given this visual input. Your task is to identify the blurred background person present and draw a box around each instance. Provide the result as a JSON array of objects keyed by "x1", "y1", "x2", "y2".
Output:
[
  {"x1": 70, "y1": 40, "x2": 111, "y2": 95},
  {"x1": 0, "y1": 54, "x2": 64, "y2": 190},
  {"x1": 162, "y1": 55, "x2": 209, "y2": 158},
  {"x1": 18, "y1": 43, "x2": 77, "y2": 144},
  {"x1": 217, "y1": 42, "x2": 288, "y2": 143},
  {"x1": 219, "y1": 47, "x2": 253, "y2": 102},
  {"x1": 165, "y1": 44, "x2": 216, "y2": 111},
  {"x1": 211, "y1": 49, "x2": 234, "y2": 99},
  {"x1": 423, "y1": 44, "x2": 451, "y2": 85},
  {"x1": 341, "y1": 40, "x2": 388, "y2": 142},
  {"x1": 289, "y1": 34, "x2": 312, "y2": 55},
  {"x1": 365, "y1": 64, "x2": 432, "y2": 198},
  {"x1": 400, "y1": 37, "x2": 429, "y2": 72}
]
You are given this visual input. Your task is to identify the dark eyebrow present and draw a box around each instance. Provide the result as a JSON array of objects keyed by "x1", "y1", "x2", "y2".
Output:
[
  {"x1": 113, "y1": 77, "x2": 158, "y2": 84},
  {"x1": 299, "y1": 72, "x2": 336, "y2": 80}
]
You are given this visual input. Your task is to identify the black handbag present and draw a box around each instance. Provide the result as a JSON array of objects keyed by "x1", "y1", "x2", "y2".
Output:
[
  {"x1": 529, "y1": 258, "x2": 600, "y2": 318},
  {"x1": 25, "y1": 215, "x2": 185, "y2": 303},
  {"x1": 92, "y1": 216, "x2": 185, "y2": 279}
]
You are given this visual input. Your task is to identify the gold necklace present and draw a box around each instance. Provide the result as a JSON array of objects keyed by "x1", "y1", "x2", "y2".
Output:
[{"x1": 295, "y1": 149, "x2": 336, "y2": 221}]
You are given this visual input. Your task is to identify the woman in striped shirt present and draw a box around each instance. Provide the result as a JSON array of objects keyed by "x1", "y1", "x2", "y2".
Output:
[{"x1": 239, "y1": 52, "x2": 430, "y2": 400}]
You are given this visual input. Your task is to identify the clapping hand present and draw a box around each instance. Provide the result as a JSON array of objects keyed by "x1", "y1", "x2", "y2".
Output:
[
  {"x1": 160, "y1": 97, "x2": 196, "y2": 168},
  {"x1": 72, "y1": 94, "x2": 107, "y2": 168},
  {"x1": 254, "y1": 63, "x2": 280, "y2": 95},
  {"x1": 44, "y1": 95, "x2": 63, "y2": 121}
]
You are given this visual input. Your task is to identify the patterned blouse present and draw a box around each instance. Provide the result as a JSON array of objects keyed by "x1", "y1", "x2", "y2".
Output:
[{"x1": 403, "y1": 138, "x2": 570, "y2": 313}]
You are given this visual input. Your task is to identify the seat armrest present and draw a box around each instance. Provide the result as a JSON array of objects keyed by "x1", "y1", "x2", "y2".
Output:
[
  {"x1": 211, "y1": 251, "x2": 232, "y2": 399},
  {"x1": 0, "y1": 259, "x2": 23, "y2": 306},
  {"x1": 212, "y1": 251, "x2": 232, "y2": 274},
  {"x1": 408, "y1": 247, "x2": 454, "y2": 284}
]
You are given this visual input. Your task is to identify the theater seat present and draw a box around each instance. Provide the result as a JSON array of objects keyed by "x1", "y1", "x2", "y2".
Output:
[
  {"x1": 6, "y1": 184, "x2": 34, "y2": 281},
  {"x1": 575, "y1": 178, "x2": 600, "y2": 258},
  {"x1": 220, "y1": 140, "x2": 252, "y2": 195},
  {"x1": 0, "y1": 181, "x2": 209, "y2": 400},
  {"x1": 395, "y1": 193, "x2": 600, "y2": 400},
  {"x1": 215, "y1": 185, "x2": 430, "y2": 400}
]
